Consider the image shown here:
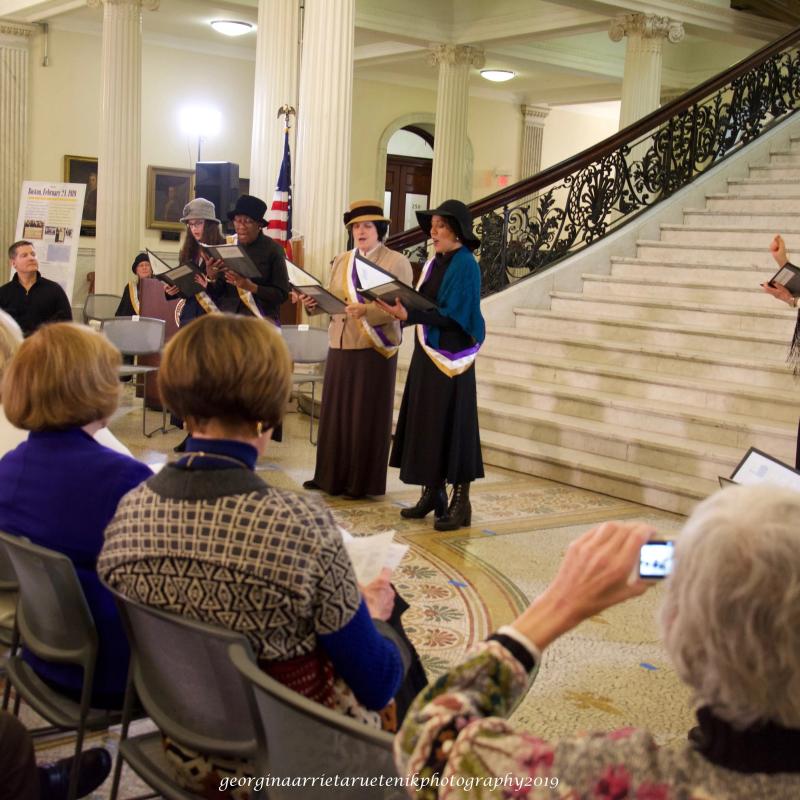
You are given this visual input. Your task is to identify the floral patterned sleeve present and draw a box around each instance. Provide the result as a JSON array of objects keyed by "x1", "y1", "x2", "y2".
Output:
[
  {"x1": 394, "y1": 639, "x2": 544, "y2": 799},
  {"x1": 395, "y1": 640, "x2": 677, "y2": 800}
]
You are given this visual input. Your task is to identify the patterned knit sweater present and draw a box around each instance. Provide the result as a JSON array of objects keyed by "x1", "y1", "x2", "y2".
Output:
[{"x1": 98, "y1": 463, "x2": 402, "y2": 712}]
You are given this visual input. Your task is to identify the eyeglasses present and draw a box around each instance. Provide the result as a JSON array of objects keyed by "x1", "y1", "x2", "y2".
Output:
[
  {"x1": 233, "y1": 216, "x2": 258, "y2": 227},
  {"x1": 186, "y1": 219, "x2": 206, "y2": 229}
]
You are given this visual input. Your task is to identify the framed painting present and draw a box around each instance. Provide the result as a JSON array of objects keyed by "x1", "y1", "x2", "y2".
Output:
[
  {"x1": 146, "y1": 166, "x2": 195, "y2": 232},
  {"x1": 63, "y1": 155, "x2": 98, "y2": 234}
]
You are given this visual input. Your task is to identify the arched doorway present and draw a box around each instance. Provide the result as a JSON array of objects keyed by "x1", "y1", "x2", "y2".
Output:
[{"x1": 384, "y1": 126, "x2": 433, "y2": 234}]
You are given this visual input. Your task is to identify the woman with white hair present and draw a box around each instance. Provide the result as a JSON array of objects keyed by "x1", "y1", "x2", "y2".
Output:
[{"x1": 395, "y1": 484, "x2": 800, "y2": 798}]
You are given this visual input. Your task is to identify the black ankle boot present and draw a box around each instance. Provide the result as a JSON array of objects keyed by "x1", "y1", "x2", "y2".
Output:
[
  {"x1": 38, "y1": 746, "x2": 112, "y2": 800},
  {"x1": 434, "y1": 483, "x2": 472, "y2": 531},
  {"x1": 400, "y1": 485, "x2": 447, "y2": 519}
]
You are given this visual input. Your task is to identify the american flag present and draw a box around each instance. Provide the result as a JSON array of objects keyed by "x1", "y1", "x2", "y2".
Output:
[{"x1": 266, "y1": 130, "x2": 293, "y2": 259}]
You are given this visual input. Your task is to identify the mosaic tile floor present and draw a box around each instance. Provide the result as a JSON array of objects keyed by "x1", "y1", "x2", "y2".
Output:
[{"x1": 9, "y1": 387, "x2": 697, "y2": 796}]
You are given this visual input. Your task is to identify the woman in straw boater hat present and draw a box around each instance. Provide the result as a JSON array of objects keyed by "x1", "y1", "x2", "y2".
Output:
[
  {"x1": 376, "y1": 199, "x2": 486, "y2": 531},
  {"x1": 298, "y1": 199, "x2": 413, "y2": 498}
]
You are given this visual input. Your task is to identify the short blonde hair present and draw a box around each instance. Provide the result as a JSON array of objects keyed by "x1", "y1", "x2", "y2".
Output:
[
  {"x1": 159, "y1": 314, "x2": 291, "y2": 430},
  {"x1": 662, "y1": 484, "x2": 800, "y2": 728},
  {"x1": 3, "y1": 322, "x2": 121, "y2": 431},
  {"x1": 0, "y1": 312, "x2": 22, "y2": 394}
]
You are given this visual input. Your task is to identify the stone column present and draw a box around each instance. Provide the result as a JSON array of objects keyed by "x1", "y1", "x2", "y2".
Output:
[
  {"x1": 293, "y1": 0, "x2": 354, "y2": 282},
  {"x1": 520, "y1": 104, "x2": 550, "y2": 179},
  {"x1": 249, "y1": 0, "x2": 300, "y2": 201},
  {"x1": 90, "y1": 0, "x2": 157, "y2": 294},
  {"x1": 428, "y1": 44, "x2": 484, "y2": 206},
  {"x1": 0, "y1": 22, "x2": 35, "y2": 252},
  {"x1": 609, "y1": 13, "x2": 684, "y2": 129}
]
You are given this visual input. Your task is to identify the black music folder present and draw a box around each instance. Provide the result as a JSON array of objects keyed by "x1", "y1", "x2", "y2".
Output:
[
  {"x1": 286, "y1": 260, "x2": 347, "y2": 315},
  {"x1": 146, "y1": 250, "x2": 204, "y2": 297},
  {"x1": 718, "y1": 446, "x2": 800, "y2": 491},
  {"x1": 354, "y1": 254, "x2": 437, "y2": 312},
  {"x1": 767, "y1": 262, "x2": 800, "y2": 296},
  {"x1": 199, "y1": 243, "x2": 262, "y2": 279}
]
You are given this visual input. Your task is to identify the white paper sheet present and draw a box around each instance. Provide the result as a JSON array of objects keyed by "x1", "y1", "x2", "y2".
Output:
[{"x1": 339, "y1": 527, "x2": 409, "y2": 584}]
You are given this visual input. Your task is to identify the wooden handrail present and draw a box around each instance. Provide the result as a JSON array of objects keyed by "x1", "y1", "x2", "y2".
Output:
[{"x1": 387, "y1": 25, "x2": 800, "y2": 251}]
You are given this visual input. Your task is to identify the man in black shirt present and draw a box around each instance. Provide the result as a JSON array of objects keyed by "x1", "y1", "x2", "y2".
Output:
[
  {"x1": 0, "y1": 241, "x2": 72, "y2": 335},
  {"x1": 223, "y1": 195, "x2": 290, "y2": 323}
]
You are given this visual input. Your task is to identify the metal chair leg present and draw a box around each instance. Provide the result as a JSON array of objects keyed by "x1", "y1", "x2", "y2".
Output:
[{"x1": 310, "y1": 382, "x2": 317, "y2": 446}]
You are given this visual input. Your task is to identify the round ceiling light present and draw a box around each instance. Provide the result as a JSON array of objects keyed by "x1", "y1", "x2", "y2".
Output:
[
  {"x1": 210, "y1": 20, "x2": 254, "y2": 37},
  {"x1": 480, "y1": 69, "x2": 515, "y2": 83}
]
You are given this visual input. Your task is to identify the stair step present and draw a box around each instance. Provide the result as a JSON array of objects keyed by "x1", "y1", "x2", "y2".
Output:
[
  {"x1": 705, "y1": 194, "x2": 800, "y2": 213},
  {"x1": 483, "y1": 325, "x2": 794, "y2": 390},
  {"x1": 683, "y1": 208, "x2": 799, "y2": 228},
  {"x1": 635, "y1": 239, "x2": 771, "y2": 267},
  {"x1": 659, "y1": 223, "x2": 800, "y2": 248},
  {"x1": 477, "y1": 399, "x2": 778, "y2": 480},
  {"x1": 582, "y1": 274, "x2": 775, "y2": 309},
  {"x1": 398, "y1": 352, "x2": 800, "y2": 422},
  {"x1": 513, "y1": 309, "x2": 787, "y2": 359},
  {"x1": 727, "y1": 178, "x2": 800, "y2": 195},
  {"x1": 479, "y1": 430, "x2": 715, "y2": 515},
  {"x1": 609, "y1": 258, "x2": 768, "y2": 288},
  {"x1": 474, "y1": 373, "x2": 794, "y2": 452},
  {"x1": 750, "y1": 165, "x2": 800, "y2": 179},
  {"x1": 548, "y1": 290, "x2": 797, "y2": 335}
]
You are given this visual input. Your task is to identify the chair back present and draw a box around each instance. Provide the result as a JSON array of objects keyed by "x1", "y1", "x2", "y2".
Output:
[
  {"x1": 112, "y1": 593, "x2": 258, "y2": 759},
  {"x1": 281, "y1": 325, "x2": 329, "y2": 364},
  {"x1": 102, "y1": 317, "x2": 165, "y2": 357},
  {"x1": 0, "y1": 532, "x2": 97, "y2": 672},
  {"x1": 229, "y1": 643, "x2": 402, "y2": 800},
  {"x1": 84, "y1": 293, "x2": 121, "y2": 324},
  {"x1": 0, "y1": 538, "x2": 17, "y2": 592}
]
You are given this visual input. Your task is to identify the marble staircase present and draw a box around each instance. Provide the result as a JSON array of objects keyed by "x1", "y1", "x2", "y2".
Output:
[{"x1": 398, "y1": 134, "x2": 800, "y2": 515}]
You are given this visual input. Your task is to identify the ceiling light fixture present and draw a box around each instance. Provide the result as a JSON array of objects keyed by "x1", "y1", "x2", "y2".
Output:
[
  {"x1": 210, "y1": 20, "x2": 254, "y2": 37},
  {"x1": 480, "y1": 69, "x2": 515, "y2": 83}
]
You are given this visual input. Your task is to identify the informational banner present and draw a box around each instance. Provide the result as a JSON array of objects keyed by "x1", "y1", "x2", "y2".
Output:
[{"x1": 14, "y1": 181, "x2": 86, "y2": 301}]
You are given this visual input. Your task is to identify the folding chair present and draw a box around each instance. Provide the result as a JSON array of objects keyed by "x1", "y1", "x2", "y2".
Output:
[
  {"x1": 101, "y1": 316, "x2": 168, "y2": 437},
  {"x1": 282, "y1": 325, "x2": 329, "y2": 444},
  {"x1": 230, "y1": 643, "x2": 404, "y2": 800},
  {"x1": 108, "y1": 593, "x2": 259, "y2": 800},
  {"x1": 83, "y1": 293, "x2": 122, "y2": 326},
  {"x1": 0, "y1": 531, "x2": 120, "y2": 800}
]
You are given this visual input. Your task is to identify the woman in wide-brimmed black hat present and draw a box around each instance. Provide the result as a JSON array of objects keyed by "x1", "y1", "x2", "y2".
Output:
[
  {"x1": 298, "y1": 200, "x2": 414, "y2": 499},
  {"x1": 376, "y1": 199, "x2": 486, "y2": 531}
]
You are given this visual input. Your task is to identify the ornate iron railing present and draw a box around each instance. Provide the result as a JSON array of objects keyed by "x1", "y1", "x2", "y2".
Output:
[{"x1": 386, "y1": 27, "x2": 800, "y2": 297}]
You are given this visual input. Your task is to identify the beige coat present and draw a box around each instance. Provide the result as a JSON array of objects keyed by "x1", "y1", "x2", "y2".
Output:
[{"x1": 324, "y1": 244, "x2": 413, "y2": 351}]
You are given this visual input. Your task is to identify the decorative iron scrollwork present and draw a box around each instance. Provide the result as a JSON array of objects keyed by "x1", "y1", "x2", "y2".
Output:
[{"x1": 399, "y1": 41, "x2": 800, "y2": 298}]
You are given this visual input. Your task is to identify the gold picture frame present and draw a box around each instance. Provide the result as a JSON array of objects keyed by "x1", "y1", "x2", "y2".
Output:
[
  {"x1": 146, "y1": 166, "x2": 195, "y2": 232},
  {"x1": 63, "y1": 155, "x2": 98, "y2": 232}
]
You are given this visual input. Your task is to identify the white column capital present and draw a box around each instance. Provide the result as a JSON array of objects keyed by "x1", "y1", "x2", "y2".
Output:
[
  {"x1": 87, "y1": 0, "x2": 160, "y2": 10},
  {"x1": 427, "y1": 43, "x2": 485, "y2": 70},
  {"x1": 521, "y1": 104, "x2": 550, "y2": 128},
  {"x1": 609, "y1": 13, "x2": 684, "y2": 44},
  {"x1": 0, "y1": 21, "x2": 36, "y2": 40}
]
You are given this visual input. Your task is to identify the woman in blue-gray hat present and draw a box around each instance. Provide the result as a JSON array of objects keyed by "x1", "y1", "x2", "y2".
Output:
[{"x1": 377, "y1": 199, "x2": 485, "y2": 531}]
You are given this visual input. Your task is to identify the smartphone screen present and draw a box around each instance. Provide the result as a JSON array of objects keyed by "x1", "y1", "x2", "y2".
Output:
[{"x1": 639, "y1": 540, "x2": 675, "y2": 579}]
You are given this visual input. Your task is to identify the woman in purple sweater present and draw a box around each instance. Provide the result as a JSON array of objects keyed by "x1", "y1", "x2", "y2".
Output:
[{"x1": 0, "y1": 323, "x2": 151, "y2": 707}]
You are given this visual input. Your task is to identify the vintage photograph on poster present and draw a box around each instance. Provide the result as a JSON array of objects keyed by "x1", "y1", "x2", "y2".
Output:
[
  {"x1": 63, "y1": 155, "x2": 98, "y2": 233},
  {"x1": 146, "y1": 166, "x2": 194, "y2": 232}
]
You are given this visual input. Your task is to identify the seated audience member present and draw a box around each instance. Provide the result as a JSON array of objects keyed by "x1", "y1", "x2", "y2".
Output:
[
  {"x1": 1, "y1": 710, "x2": 111, "y2": 800},
  {"x1": 0, "y1": 312, "x2": 133, "y2": 459},
  {"x1": 115, "y1": 252, "x2": 153, "y2": 316},
  {"x1": 0, "y1": 310, "x2": 26, "y2": 455},
  {"x1": 0, "y1": 241, "x2": 72, "y2": 336},
  {"x1": 99, "y1": 314, "x2": 407, "y2": 792},
  {"x1": 0, "y1": 323, "x2": 152, "y2": 708},
  {"x1": 396, "y1": 484, "x2": 800, "y2": 799}
]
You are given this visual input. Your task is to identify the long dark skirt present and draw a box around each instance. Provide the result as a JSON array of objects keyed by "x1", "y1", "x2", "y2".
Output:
[
  {"x1": 312, "y1": 347, "x2": 397, "y2": 497},
  {"x1": 390, "y1": 338, "x2": 484, "y2": 486}
]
